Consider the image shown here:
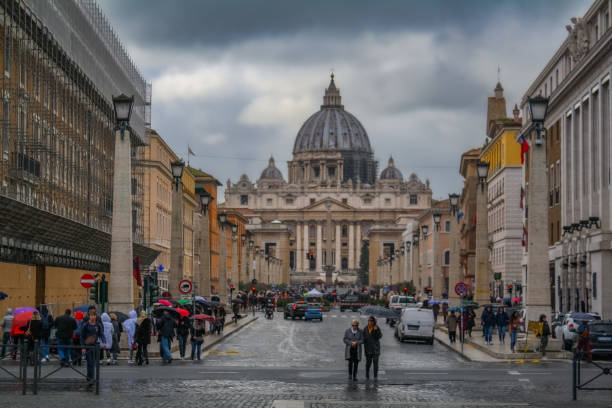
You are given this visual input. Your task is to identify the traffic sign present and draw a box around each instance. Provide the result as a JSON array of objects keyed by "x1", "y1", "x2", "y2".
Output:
[
  {"x1": 454, "y1": 282, "x2": 468, "y2": 296},
  {"x1": 81, "y1": 273, "x2": 96, "y2": 289},
  {"x1": 178, "y1": 279, "x2": 193, "y2": 295}
]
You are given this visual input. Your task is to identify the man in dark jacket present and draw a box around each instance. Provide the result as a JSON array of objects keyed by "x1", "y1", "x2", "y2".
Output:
[
  {"x1": 39, "y1": 306, "x2": 53, "y2": 362},
  {"x1": 54, "y1": 309, "x2": 77, "y2": 365},
  {"x1": 481, "y1": 306, "x2": 496, "y2": 345},
  {"x1": 363, "y1": 316, "x2": 382, "y2": 380},
  {"x1": 496, "y1": 307, "x2": 509, "y2": 344},
  {"x1": 156, "y1": 311, "x2": 176, "y2": 363},
  {"x1": 80, "y1": 310, "x2": 105, "y2": 384},
  {"x1": 537, "y1": 314, "x2": 551, "y2": 360}
]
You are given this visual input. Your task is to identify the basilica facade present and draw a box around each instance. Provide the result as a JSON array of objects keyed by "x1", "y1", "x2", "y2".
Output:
[{"x1": 223, "y1": 75, "x2": 432, "y2": 285}]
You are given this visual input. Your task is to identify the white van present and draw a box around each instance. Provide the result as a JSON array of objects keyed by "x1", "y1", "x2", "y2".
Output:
[
  {"x1": 395, "y1": 308, "x2": 435, "y2": 344},
  {"x1": 388, "y1": 295, "x2": 416, "y2": 311}
]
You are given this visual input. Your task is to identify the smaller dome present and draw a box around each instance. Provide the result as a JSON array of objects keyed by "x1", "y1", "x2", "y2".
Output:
[
  {"x1": 259, "y1": 156, "x2": 284, "y2": 180},
  {"x1": 380, "y1": 156, "x2": 403, "y2": 180}
]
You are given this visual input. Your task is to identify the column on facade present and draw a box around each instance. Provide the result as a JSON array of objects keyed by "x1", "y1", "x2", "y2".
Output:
[
  {"x1": 241, "y1": 241, "x2": 247, "y2": 284},
  {"x1": 448, "y1": 213, "x2": 461, "y2": 305},
  {"x1": 231, "y1": 236, "x2": 238, "y2": 286},
  {"x1": 570, "y1": 253, "x2": 577, "y2": 312},
  {"x1": 355, "y1": 223, "x2": 361, "y2": 271},
  {"x1": 335, "y1": 224, "x2": 341, "y2": 270},
  {"x1": 199, "y1": 211, "x2": 212, "y2": 298},
  {"x1": 316, "y1": 223, "x2": 323, "y2": 272},
  {"x1": 296, "y1": 223, "x2": 302, "y2": 272},
  {"x1": 475, "y1": 181, "x2": 490, "y2": 308},
  {"x1": 411, "y1": 242, "x2": 419, "y2": 290},
  {"x1": 303, "y1": 223, "x2": 309, "y2": 271},
  {"x1": 432, "y1": 225, "x2": 442, "y2": 299},
  {"x1": 320, "y1": 160, "x2": 326, "y2": 183},
  {"x1": 219, "y1": 228, "x2": 227, "y2": 298},
  {"x1": 169, "y1": 183, "x2": 184, "y2": 299},
  {"x1": 392, "y1": 253, "x2": 400, "y2": 284},
  {"x1": 348, "y1": 223, "x2": 355, "y2": 270},
  {"x1": 337, "y1": 160, "x2": 343, "y2": 185}
]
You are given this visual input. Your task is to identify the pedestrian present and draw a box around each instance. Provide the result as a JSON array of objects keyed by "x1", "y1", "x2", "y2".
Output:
[
  {"x1": 217, "y1": 306, "x2": 226, "y2": 334},
  {"x1": 108, "y1": 313, "x2": 120, "y2": 365},
  {"x1": 135, "y1": 311, "x2": 151, "y2": 366},
  {"x1": 24, "y1": 311, "x2": 43, "y2": 363},
  {"x1": 446, "y1": 311, "x2": 458, "y2": 344},
  {"x1": 190, "y1": 319, "x2": 205, "y2": 361},
  {"x1": 177, "y1": 315, "x2": 191, "y2": 360},
  {"x1": 39, "y1": 305, "x2": 53, "y2": 362},
  {"x1": 466, "y1": 307, "x2": 475, "y2": 338},
  {"x1": 1, "y1": 308, "x2": 13, "y2": 358},
  {"x1": 156, "y1": 310, "x2": 176, "y2": 364},
  {"x1": 481, "y1": 306, "x2": 496, "y2": 345},
  {"x1": 72, "y1": 311, "x2": 84, "y2": 366},
  {"x1": 343, "y1": 319, "x2": 363, "y2": 381},
  {"x1": 441, "y1": 302, "x2": 448, "y2": 323},
  {"x1": 80, "y1": 310, "x2": 105, "y2": 387},
  {"x1": 496, "y1": 307, "x2": 509, "y2": 344},
  {"x1": 509, "y1": 311, "x2": 521, "y2": 353},
  {"x1": 537, "y1": 314, "x2": 551, "y2": 360},
  {"x1": 122, "y1": 310, "x2": 137, "y2": 364},
  {"x1": 362, "y1": 316, "x2": 382, "y2": 380},
  {"x1": 54, "y1": 309, "x2": 77, "y2": 366},
  {"x1": 100, "y1": 313, "x2": 114, "y2": 365},
  {"x1": 432, "y1": 302, "x2": 440, "y2": 323}
]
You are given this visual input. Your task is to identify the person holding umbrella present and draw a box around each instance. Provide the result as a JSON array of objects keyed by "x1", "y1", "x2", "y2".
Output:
[
  {"x1": 135, "y1": 311, "x2": 151, "y2": 365},
  {"x1": 156, "y1": 309, "x2": 176, "y2": 364},
  {"x1": 190, "y1": 318, "x2": 205, "y2": 361},
  {"x1": 446, "y1": 311, "x2": 458, "y2": 344},
  {"x1": 343, "y1": 319, "x2": 363, "y2": 381},
  {"x1": 176, "y1": 315, "x2": 191, "y2": 360},
  {"x1": 363, "y1": 316, "x2": 382, "y2": 380}
]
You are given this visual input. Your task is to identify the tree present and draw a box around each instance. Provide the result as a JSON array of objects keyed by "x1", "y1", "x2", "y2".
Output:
[{"x1": 358, "y1": 241, "x2": 369, "y2": 285}]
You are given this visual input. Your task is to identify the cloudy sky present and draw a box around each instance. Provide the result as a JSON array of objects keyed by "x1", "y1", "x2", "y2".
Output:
[{"x1": 99, "y1": 0, "x2": 590, "y2": 200}]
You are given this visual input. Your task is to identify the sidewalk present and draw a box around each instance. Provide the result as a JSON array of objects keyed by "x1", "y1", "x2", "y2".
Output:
[{"x1": 435, "y1": 320, "x2": 572, "y2": 362}]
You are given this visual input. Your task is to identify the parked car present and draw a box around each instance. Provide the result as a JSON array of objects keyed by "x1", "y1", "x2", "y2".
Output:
[
  {"x1": 395, "y1": 307, "x2": 435, "y2": 344},
  {"x1": 340, "y1": 295, "x2": 361, "y2": 312},
  {"x1": 304, "y1": 304, "x2": 323, "y2": 321},
  {"x1": 587, "y1": 320, "x2": 612, "y2": 357},
  {"x1": 551, "y1": 312, "x2": 565, "y2": 339},
  {"x1": 558, "y1": 312, "x2": 601, "y2": 351},
  {"x1": 284, "y1": 301, "x2": 308, "y2": 319}
]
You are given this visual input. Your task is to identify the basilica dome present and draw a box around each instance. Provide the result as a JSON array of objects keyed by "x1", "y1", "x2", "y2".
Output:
[
  {"x1": 259, "y1": 156, "x2": 284, "y2": 180},
  {"x1": 292, "y1": 74, "x2": 373, "y2": 155},
  {"x1": 380, "y1": 156, "x2": 403, "y2": 180}
]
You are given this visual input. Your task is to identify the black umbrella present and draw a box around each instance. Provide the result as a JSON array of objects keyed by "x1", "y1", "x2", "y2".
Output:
[
  {"x1": 360, "y1": 305, "x2": 400, "y2": 319},
  {"x1": 152, "y1": 306, "x2": 180, "y2": 319},
  {"x1": 231, "y1": 298, "x2": 245, "y2": 304},
  {"x1": 108, "y1": 311, "x2": 129, "y2": 323}
]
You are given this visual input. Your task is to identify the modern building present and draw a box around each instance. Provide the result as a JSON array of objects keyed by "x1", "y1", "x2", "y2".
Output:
[
  {"x1": 223, "y1": 75, "x2": 432, "y2": 285},
  {"x1": 479, "y1": 83, "x2": 524, "y2": 299},
  {"x1": 518, "y1": 0, "x2": 612, "y2": 318},
  {"x1": 0, "y1": 0, "x2": 156, "y2": 316}
]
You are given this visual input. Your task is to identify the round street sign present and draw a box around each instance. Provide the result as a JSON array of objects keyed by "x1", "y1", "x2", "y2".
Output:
[
  {"x1": 81, "y1": 273, "x2": 96, "y2": 289},
  {"x1": 179, "y1": 279, "x2": 193, "y2": 295},
  {"x1": 455, "y1": 282, "x2": 468, "y2": 296}
]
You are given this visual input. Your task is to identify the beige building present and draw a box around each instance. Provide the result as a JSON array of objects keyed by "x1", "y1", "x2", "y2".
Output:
[
  {"x1": 224, "y1": 75, "x2": 432, "y2": 285},
  {"x1": 142, "y1": 129, "x2": 196, "y2": 294}
]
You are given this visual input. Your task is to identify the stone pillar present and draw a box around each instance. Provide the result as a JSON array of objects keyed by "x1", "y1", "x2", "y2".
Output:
[
  {"x1": 303, "y1": 224, "x2": 309, "y2": 271},
  {"x1": 411, "y1": 242, "x2": 419, "y2": 290},
  {"x1": 570, "y1": 255, "x2": 577, "y2": 312},
  {"x1": 355, "y1": 223, "x2": 361, "y2": 270},
  {"x1": 169, "y1": 180, "x2": 184, "y2": 299},
  {"x1": 241, "y1": 240, "x2": 247, "y2": 284},
  {"x1": 304, "y1": 162, "x2": 310, "y2": 182},
  {"x1": 475, "y1": 179, "x2": 490, "y2": 307},
  {"x1": 231, "y1": 235, "x2": 238, "y2": 286},
  {"x1": 296, "y1": 223, "x2": 302, "y2": 272},
  {"x1": 449, "y1": 211, "x2": 461, "y2": 305},
  {"x1": 316, "y1": 223, "x2": 322, "y2": 272},
  {"x1": 335, "y1": 224, "x2": 341, "y2": 270},
  {"x1": 337, "y1": 160, "x2": 342, "y2": 184},
  {"x1": 526, "y1": 129, "x2": 551, "y2": 323},
  {"x1": 392, "y1": 254, "x2": 400, "y2": 284},
  {"x1": 108, "y1": 128, "x2": 134, "y2": 313},
  {"x1": 432, "y1": 225, "x2": 442, "y2": 300},
  {"x1": 256, "y1": 251, "x2": 262, "y2": 283},
  {"x1": 320, "y1": 160, "x2": 326, "y2": 183},
  {"x1": 199, "y1": 208, "x2": 211, "y2": 298},
  {"x1": 218, "y1": 227, "x2": 227, "y2": 298},
  {"x1": 348, "y1": 223, "x2": 355, "y2": 270}
]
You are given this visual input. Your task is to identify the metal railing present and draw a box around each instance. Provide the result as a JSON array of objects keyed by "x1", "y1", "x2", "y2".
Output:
[
  {"x1": 572, "y1": 349, "x2": 612, "y2": 400},
  {"x1": 0, "y1": 340, "x2": 28, "y2": 395}
]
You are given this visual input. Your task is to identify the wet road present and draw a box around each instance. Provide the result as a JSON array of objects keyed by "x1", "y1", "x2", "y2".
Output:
[{"x1": 1, "y1": 310, "x2": 611, "y2": 407}]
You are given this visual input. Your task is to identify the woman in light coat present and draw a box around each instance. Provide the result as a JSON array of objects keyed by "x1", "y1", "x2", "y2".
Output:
[
  {"x1": 343, "y1": 319, "x2": 363, "y2": 381},
  {"x1": 122, "y1": 310, "x2": 137, "y2": 364},
  {"x1": 100, "y1": 313, "x2": 114, "y2": 365}
]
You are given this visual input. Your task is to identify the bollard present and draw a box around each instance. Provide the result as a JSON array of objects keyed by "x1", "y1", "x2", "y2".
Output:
[
  {"x1": 21, "y1": 341, "x2": 27, "y2": 395},
  {"x1": 572, "y1": 352, "x2": 577, "y2": 400},
  {"x1": 95, "y1": 344, "x2": 100, "y2": 395}
]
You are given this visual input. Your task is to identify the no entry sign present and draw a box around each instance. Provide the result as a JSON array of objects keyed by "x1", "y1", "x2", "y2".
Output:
[
  {"x1": 179, "y1": 279, "x2": 193, "y2": 295},
  {"x1": 454, "y1": 282, "x2": 468, "y2": 296},
  {"x1": 80, "y1": 273, "x2": 96, "y2": 289}
]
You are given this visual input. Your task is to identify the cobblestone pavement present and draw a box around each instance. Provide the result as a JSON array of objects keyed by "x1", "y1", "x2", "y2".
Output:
[{"x1": 0, "y1": 311, "x2": 611, "y2": 407}]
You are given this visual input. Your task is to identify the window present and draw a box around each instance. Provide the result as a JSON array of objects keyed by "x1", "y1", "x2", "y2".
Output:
[
  {"x1": 285, "y1": 198, "x2": 294, "y2": 205},
  {"x1": 342, "y1": 198, "x2": 347, "y2": 205},
  {"x1": 385, "y1": 198, "x2": 391, "y2": 206},
  {"x1": 445, "y1": 220, "x2": 450, "y2": 232},
  {"x1": 555, "y1": 69, "x2": 559, "y2": 87},
  {"x1": 266, "y1": 198, "x2": 273, "y2": 206},
  {"x1": 328, "y1": 167, "x2": 335, "y2": 178},
  {"x1": 342, "y1": 225, "x2": 348, "y2": 237},
  {"x1": 240, "y1": 195, "x2": 248, "y2": 205},
  {"x1": 313, "y1": 166, "x2": 320, "y2": 178},
  {"x1": 310, "y1": 198, "x2": 315, "y2": 205},
  {"x1": 410, "y1": 194, "x2": 417, "y2": 205},
  {"x1": 363, "y1": 197, "x2": 372, "y2": 205},
  {"x1": 444, "y1": 250, "x2": 450, "y2": 265}
]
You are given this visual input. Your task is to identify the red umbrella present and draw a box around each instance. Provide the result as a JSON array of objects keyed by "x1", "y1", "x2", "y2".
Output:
[
  {"x1": 177, "y1": 308, "x2": 190, "y2": 317},
  {"x1": 11, "y1": 311, "x2": 33, "y2": 336},
  {"x1": 159, "y1": 299, "x2": 173, "y2": 307},
  {"x1": 193, "y1": 314, "x2": 215, "y2": 322},
  {"x1": 512, "y1": 297, "x2": 521, "y2": 303}
]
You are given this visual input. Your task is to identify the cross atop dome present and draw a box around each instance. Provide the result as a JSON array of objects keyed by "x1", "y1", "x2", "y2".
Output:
[{"x1": 323, "y1": 73, "x2": 343, "y2": 108}]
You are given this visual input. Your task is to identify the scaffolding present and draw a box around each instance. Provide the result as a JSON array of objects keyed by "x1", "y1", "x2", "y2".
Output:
[{"x1": 0, "y1": 0, "x2": 149, "y2": 268}]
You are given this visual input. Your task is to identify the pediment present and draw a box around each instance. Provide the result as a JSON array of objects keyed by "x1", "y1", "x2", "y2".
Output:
[{"x1": 303, "y1": 198, "x2": 354, "y2": 211}]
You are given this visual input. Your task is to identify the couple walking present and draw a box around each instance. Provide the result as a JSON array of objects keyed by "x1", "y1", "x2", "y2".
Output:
[{"x1": 343, "y1": 317, "x2": 381, "y2": 381}]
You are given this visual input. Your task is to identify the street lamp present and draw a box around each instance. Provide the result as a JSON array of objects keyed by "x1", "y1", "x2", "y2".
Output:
[
  {"x1": 171, "y1": 160, "x2": 185, "y2": 191},
  {"x1": 433, "y1": 212, "x2": 442, "y2": 231},
  {"x1": 241, "y1": 234, "x2": 246, "y2": 244},
  {"x1": 421, "y1": 224, "x2": 429, "y2": 240},
  {"x1": 449, "y1": 193, "x2": 459, "y2": 215},
  {"x1": 219, "y1": 212, "x2": 227, "y2": 224},
  {"x1": 412, "y1": 233, "x2": 419, "y2": 246},
  {"x1": 199, "y1": 191, "x2": 210, "y2": 214},
  {"x1": 112, "y1": 94, "x2": 134, "y2": 139},
  {"x1": 231, "y1": 224, "x2": 238, "y2": 234},
  {"x1": 249, "y1": 240, "x2": 254, "y2": 249},
  {"x1": 405, "y1": 241, "x2": 411, "y2": 251},
  {"x1": 528, "y1": 95, "x2": 549, "y2": 146},
  {"x1": 476, "y1": 161, "x2": 490, "y2": 192}
]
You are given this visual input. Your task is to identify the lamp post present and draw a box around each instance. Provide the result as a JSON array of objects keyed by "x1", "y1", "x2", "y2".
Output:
[
  {"x1": 230, "y1": 223, "x2": 238, "y2": 288},
  {"x1": 393, "y1": 249, "x2": 401, "y2": 285},
  {"x1": 241, "y1": 233, "x2": 247, "y2": 285},
  {"x1": 169, "y1": 159, "x2": 186, "y2": 299},
  {"x1": 108, "y1": 94, "x2": 135, "y2": 313},
  {"x1": 432, "y1": 212, "x2": 442, "y2": 300},
  {"x1": 448, "y1": 193, "x2": 461, "y2": 305},
  {"x1": 412, "y1": 233, "x2": 420, "y2": 295},
  {"x1": 475, "y1": 160, "x2": 490, "y2": 309},
  {"x1": 196, "y1": 188, "x2": 212, "y2": 298},
  {"x1": 525, "y1": 95, "x2": 551, "y2": 323},
  {"x1": 400, "y1": 244, "x2": 406, "y2": 282},
  {"x1": 218, "y1": 213, "x2": 228, "y2": 301}
]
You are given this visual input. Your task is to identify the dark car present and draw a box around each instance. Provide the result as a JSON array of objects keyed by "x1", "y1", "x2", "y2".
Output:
[
  {"x1": 340, "y1": 295, "x2": 360, "y2": 312},
  {"x1": 587, "y1": 320, "x2": 612, "y2": 358},
  {"x1": 284, "y1": 301, "x2": 308, "y2": 319}
]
